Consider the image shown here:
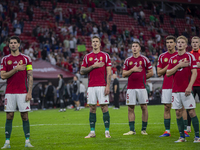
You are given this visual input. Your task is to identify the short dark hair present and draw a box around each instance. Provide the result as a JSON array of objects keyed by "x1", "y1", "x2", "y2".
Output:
[
  {"x1": 166, "y1": 35, "x2": 176, "y2": 42},
  {"x1": 132, "y1": 41, "x2": 141, "y2": 47},
  {"x1": 91, "y1": 36, "x2": 101, "y2": 42},
  {"x1": 60, "y1": 74, "x2": 63, "y2": 78},
  {"x1": 8, "y1": 36, "x2": 21, "y2": 44}
]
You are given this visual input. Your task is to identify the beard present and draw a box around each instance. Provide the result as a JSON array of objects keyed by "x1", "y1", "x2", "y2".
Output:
[{"x1": 11, "y1": 48, "x2": 18, "y2": 52}]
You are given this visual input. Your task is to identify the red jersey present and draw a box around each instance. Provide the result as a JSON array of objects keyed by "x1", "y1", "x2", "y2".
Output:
[
  {"x1": 190, "y1": 49, "x2": 200, "y2": 86},
  {"x1": 81, "y1": 51, "x2": 111, "y2": 87},
  {"x1": 168, "y1": 52, "x2": 197, "y2": 92},
  {"x1": 0, "y1": 53, "x2": 32, "y2": 94},
  {"x1": 123, "y1": 55, "x2": 152, "y2": 89},
  {"x1": 3, "y1": 46, "x2": 10, "y2": 56},
  {"x1": 157, "y1": 51, "x2": 178, "y2": 89}
]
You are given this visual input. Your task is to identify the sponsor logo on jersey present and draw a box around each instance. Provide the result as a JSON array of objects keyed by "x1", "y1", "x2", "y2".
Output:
[
  {"x1": 26, "y1": 106, "x2": 30, "y2": 110},
  {"x1": 105, "y1": 100, "x2": 108, "y2": 102},
  {"x1": 7, "y1": 60, "x2": 12, "y2": 65},
  {"x1": 173, "y1": 59, "x2": 177, "y2": 64},
  {"x1": 164, "y1": 58, "x2": 168, "y2": 62},
  {"x1": 129, "y1": 61, "x2": 133, "y2": 65},
  {"x1": 89, "y1": 57, "x2": 93, "y2": 61},
  {"x1": 139, "y1": 61, "x2": 142, "y2": 65},
  {"x1": 13, "y1": 61, "x2": 18, "y2": 64}
]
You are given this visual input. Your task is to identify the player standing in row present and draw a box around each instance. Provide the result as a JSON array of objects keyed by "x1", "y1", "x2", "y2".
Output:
[
  {"x1": 80, "y1": 36, "x2": 112, "y2": 138},
  {"x1": 1, "y1": 36, "x2": 34, "y2": 149},
  {"x1": 166, "y1": 36, "x2": 200, "y2": 143},
  {"x1": 157, "y1": 36, "x2": 189, "y2": 137},
  {"x1": 122, "y1": 42, "x2": 153, "y2": 135},
  {"x1": 187, "y1": 36, "x2": 200, "y2": 132}
]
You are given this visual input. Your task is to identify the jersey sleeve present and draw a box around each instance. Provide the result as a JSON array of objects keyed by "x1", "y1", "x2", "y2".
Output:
[
  {"x1": 123, "y1": 59, "x2": 129, "y2": 70},
  {"x1": 145, "y1": 58, "x2": 153, "y2": 70},
  {"x1": 81, "y1": 55, "x2": 88, "y2": 67},
  {"x1": 190, "y1": 55, "x2": 197, "y2": 69},
  {"x1": 26, "y1": 56, "x2": 33, "y2": 71},
  {"x1": 0, "y1": 57, "x2": 6, "y2": 71},
  {"x1": 105, "y1": 54, "x2": 112, "y2": 67},
  {"x1": 157, "y1": 55, "x2": 163, "y2": 68}
]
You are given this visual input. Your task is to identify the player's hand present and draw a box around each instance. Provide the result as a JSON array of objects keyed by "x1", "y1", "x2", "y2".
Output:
[
  {"x1": 178, "y1": 59, "x2": 189, "y2": 68},
  {"x1": 26, "y1": 92, "x2": 32, "y2": 101},
  {"x1": 15, "y1": 61, "x2": 26, "y2": 71},
  {"x1": 185, "y1": 86, "x2": 192, "y2": 97},
  {"x1": 104, "y1": 85, "x2": 110, "y2": 96},
  {"x1": 92, "y1": 60, "x2": 105, "y2": 68},
  {"x1": 197, "y1": 62, "x2": 200, "y2": 68},
  {"x1": 131, "y1": 65, "x2": 143, "y2": 72}
]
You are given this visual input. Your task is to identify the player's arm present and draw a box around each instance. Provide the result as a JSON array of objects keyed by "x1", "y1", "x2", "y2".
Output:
[
  {"x1": 114, "y1": 85, "x2": 117, "y2": 93},
  {"x1": 80, "y1": 60, "x2": 105, "y2": 75},
  {"x1": 1, "y1": 62, "x2": 26, "y2": 80},
  {"x1": 166, "y1": 60, "x2": 189, "y2": 77},
  {"x1": 26, "y1": 70, "x2": 33, "y2": 101},
  {"x1": 105, "y1": 66, "x2": 111, "y2": 96},
  {"x1": 146, "y1": 68, "x2": 154, "y2": 79},
  {"x1": 157, "y1": 65, "x2": 168, "y2": 77},
  {"x1": 122, "y1": 65, "x2": 142, "y2": 78},
  {"x1": 185, "y1": 69, "x2": 197, "y2": 96}
]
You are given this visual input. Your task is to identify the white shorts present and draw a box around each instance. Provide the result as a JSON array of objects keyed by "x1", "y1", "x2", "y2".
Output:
[
  {"x1": 87, "y1": 87, "x2": 109, "y2": 105},
  {"x1": 4, "y1": 94, "x2": 31, "y2": 112},
  {"x1": 126, "y1": 89, "x2": 149, "y2": 105},
  {"x1": 161, "y1": 89, "x2": 172, "y2": 104},
  {"x1": 171, "y1": 93, "x2": 196, "y2": 109}
]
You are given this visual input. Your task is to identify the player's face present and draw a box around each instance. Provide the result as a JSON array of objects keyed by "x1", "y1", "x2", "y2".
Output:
[
  {"x1": 91, "y1": 38, "x2": 101, "y2": 50},
  {"x1": 132, "y1": 43, "x2": 141, "y2": 54},
  {"x1": 177, "y1": 39, "x2": 187, "y2": 50},
  {"x1": 191, "y1": 39, "x2": 200, "y2": 50},
  {"x1": 9, "y1": 39, "x2": 20, "y2": 52},
  {"x1": 166, "y1": 39, "x2": 176, "y2": 50}
]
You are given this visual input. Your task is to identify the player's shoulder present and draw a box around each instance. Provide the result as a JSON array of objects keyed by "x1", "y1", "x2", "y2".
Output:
[
  {"x1": 100, "y1": 51, "x2": 111, "y2": 57},
  {"x1": 124, "y1": 56, "x2": 132, "y2": 62},
  {"x1": 140, "y1": 55, "x2": 150, "y2": 62},
  {"x1": 186, "y1": 52, "x2": 195, "y2": 59},
  {"x1": 1, "y1": 54, "x2": 11, "y2": 62},
  {"x1": 84, "y1": 52, "x2": 93, "y2": 58}
]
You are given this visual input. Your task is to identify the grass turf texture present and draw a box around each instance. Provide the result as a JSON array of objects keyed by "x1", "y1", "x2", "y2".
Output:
[{"x1": 0, "y1": 104, "x2": 200, "y2": 150}]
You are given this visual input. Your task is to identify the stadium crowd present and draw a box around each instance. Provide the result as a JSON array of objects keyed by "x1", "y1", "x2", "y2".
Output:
[{"x1": 0, "y1": 0, "x2": 200, "y2": 78}]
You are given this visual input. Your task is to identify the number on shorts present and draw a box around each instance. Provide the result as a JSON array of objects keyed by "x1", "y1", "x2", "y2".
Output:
[
  {"x1": 127, "y1": 94, "x2": 129, "y2": 100},
  {"x1": 172, "y1": 96, "x2": 174, "y2": 102}
]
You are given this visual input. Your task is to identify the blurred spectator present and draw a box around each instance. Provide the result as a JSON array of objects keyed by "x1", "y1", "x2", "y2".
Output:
[
  {"x1": 19, "y1": 0, "x2": 24, "y2": 12},
  {"x1": 79, "y1": 81, "x2": 86, "y2": 106},
  {"x1": 0, "y1": 39, "x2": 6, "y2": 54},
  {"x1": 41, "y1": 47, "x2": 47, "y2": 60},
  {"x1": 174, "y1": 26, "x2": 179, "y2": 37},
  {"x1": 26, "y1": 5, "x2": 34, "y2": 21},
  {"x1": 13, "y1": 20, "x2": 22, "y2": 35},
  {"x1": 3, "y1": 41, "x2": 9, "y2": 56}
]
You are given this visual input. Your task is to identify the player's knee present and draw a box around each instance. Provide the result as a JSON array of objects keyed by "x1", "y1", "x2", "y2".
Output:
[
  {"x1": 175, "y1": 109, "x2": 182, "y2": 118},
  {"x1": 7, "y1": 113, "x2": 14, "y2": 120},
  {"x1": 188, "y1": 109, "x2": 196, "y2": 118},
  {"x1": 21, "y1": 113, "x2": 28, "y2": 121},
  {"x1": 140, "y1": 104, "x2": 147, "y2": 111},
  {"x1": 90, "y1": 105, "x2": 96, "y2": 113},
  {"x1": 164, "y1": 104, "x2": 171, "y2": 112}
]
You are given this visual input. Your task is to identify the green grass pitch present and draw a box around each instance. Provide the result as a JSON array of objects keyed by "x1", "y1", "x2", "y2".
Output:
[{"x1": 0, "y1": 104, "x2": 200, "y2": 150}]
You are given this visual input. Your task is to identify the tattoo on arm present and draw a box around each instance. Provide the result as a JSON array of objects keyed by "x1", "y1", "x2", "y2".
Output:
[
  {"x1": 80, "y1": 66, "x2": 94, "y2": 75},
  {"x1": 27, "y1": 70, "x2": 33, "y2": 93}
]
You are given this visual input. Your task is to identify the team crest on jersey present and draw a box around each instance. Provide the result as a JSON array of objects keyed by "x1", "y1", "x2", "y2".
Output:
[
  {"x1": 139, "y1": 61, "x2": 142, "y2": 65},
  {"x1": 164, "y1": 58, "x2": 168, "y2": 62},
  {"x1": 89, "y1": 57, "x2": 93, "y2": 61},
  {"x1": 7, "y1": 60, "x2": 12, "y2": 65},
  {"x1": 173, "y1": 59, "x2": 177, "y2": 64},
  {"x1": 19, "y1": 60, "x2": 23, "y2": 64},
  {"x1": 100, "y1": 57, "x2": 103, "y2": 61},
  {"x1": 129, "y1": 61, "x2": 133, "y2": 65}
]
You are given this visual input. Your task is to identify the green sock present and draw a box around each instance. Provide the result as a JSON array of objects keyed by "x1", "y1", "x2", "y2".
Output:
[
  {"x1": 5, "y1": 119, "x2": 13, "y2": 139},
  {"x1": 23, "y1": 120, "x2": 30, "y2": 139},
  {"x1": 164, "y1": 119, "x2": 171, "y2": 130},
  {"x1": 183, "y1": 120, "x2": 188, "y2": 131},
  {"x1": 129, "y1": 121, "x2": 135, "y2": 131},
  {"x1": 142, "y1": 121, "x2": 148, "y2": 131},
  {"x1": 191, "y1": 116, "x2": 199, "y2": 137},
  {"x1": 176, "y1": 117, "x2": 185, "y2": 138},
  {"x1": 89, "y1": 112, "x2": 96, "y2": 131},
  {"x1": 103, "y1": 111, "x2": 110, "y2": 131}
]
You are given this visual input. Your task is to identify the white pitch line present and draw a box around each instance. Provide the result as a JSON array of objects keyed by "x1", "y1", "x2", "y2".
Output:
[{"x1": 0, "y1": 122, "x2": 174, "y2": 129}]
